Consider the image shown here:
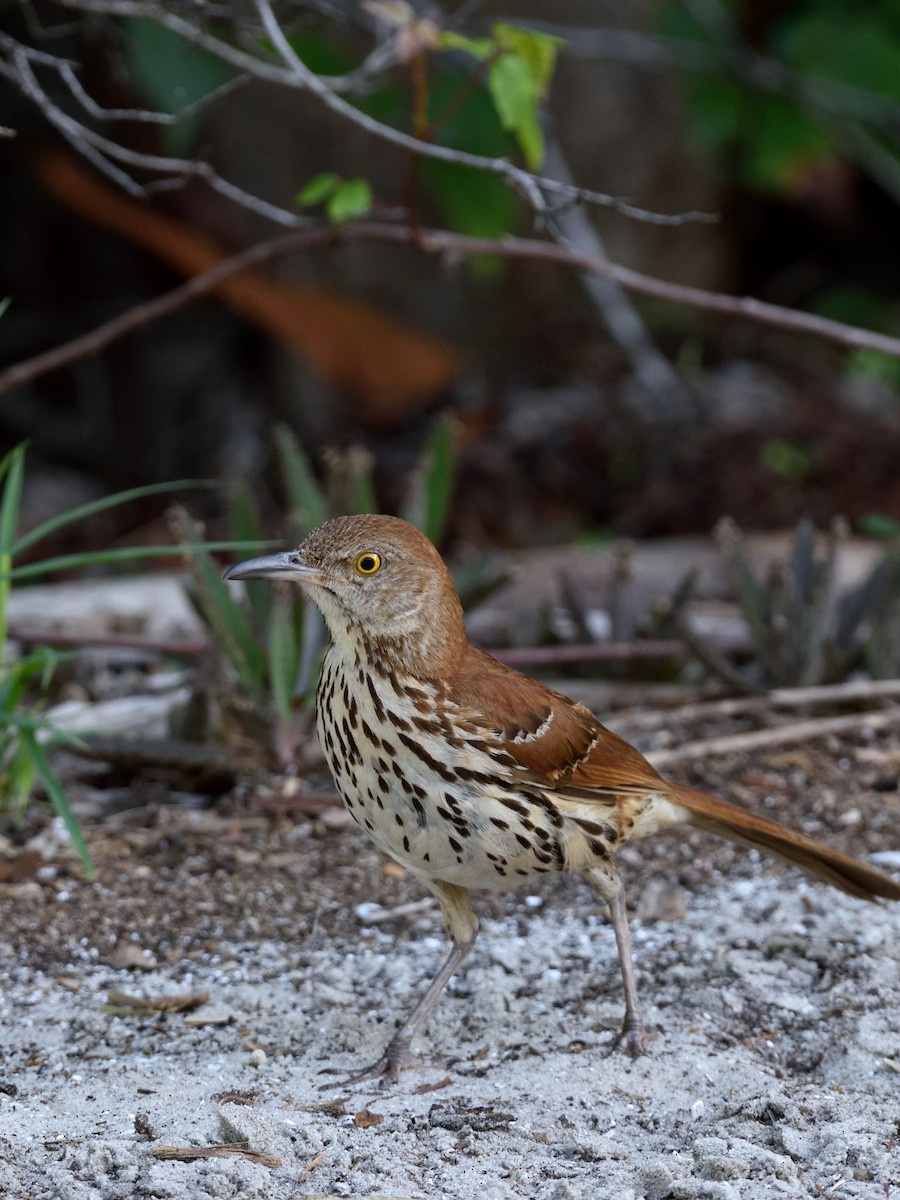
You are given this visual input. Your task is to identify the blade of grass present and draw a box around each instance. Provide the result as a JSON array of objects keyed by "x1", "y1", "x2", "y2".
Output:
[
  {"x1": 228, "y1": 486, "x2": 272, "y2": 632},
  {"x1": 13, "y1": 479, "x2": 215, "y2": 556},
  {"x1": 0, "y1": 444, "x2": 26, "y2": 651},
  {"x1": 407, "y1": 415, "x2": 455, "y2": 543},
  {"x1": 267, "y1": 592, "x2": 299, "y2": 724},
  {"x1": 274, "y1": 425, "x2": 328, "y2": 536},
  {"x1": 21, "y1": 726, "x2": 94, "y2": 878},
  {"x1": 6, "y1": 711, "x2": 87, "y2": 746},
  {"x1": 5, "y1": 540, "x2": 279, "y2": 582},
  {"x1": 2, "y1": 740, "x2": 37, "y2": 816},
  {"x1": 171, "y1": 511, "x2": 267, "y2": 693}
]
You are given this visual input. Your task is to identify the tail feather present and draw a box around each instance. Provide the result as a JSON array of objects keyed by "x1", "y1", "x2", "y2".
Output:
[{"x1": 669, "y1": 784, "x2": 900, "y2": 903}]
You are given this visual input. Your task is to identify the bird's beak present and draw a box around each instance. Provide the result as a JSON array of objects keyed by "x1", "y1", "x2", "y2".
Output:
[{"x1": 223, "y1": 551, "x2": 325, "y2": 585}]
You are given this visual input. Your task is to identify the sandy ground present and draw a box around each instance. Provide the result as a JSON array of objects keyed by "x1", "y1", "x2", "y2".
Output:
[{"x1": 2, "y1": 786, "x2": 900, "y2": 1200}]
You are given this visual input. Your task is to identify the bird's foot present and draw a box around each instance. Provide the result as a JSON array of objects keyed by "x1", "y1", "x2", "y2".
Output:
[
  {"x1": 607, "y1": 1013, "x2": 649, "y2": 1059},
  {"x1": 319, "y1": 1036, "x2": 444, "y2": 1089}
]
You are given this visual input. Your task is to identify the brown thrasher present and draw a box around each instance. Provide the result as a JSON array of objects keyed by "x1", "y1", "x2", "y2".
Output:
[{"x1": 225, "y1": 514, "x2": 900, "y2": 1080}]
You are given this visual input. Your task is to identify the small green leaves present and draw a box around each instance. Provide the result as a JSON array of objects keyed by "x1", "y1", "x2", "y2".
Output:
[
  {"x1": 438, "y1": 30, "x2": 492, "y2": 60},
  {"x1": 859, "y1": 513, "x2": 900, "y2": 539},
  {"x1": 492, "y1": 23, "x2": 561, "y2": 98},
  {"x1": 296, "y1": 171, "x2": 341, "y2": 207},
  {"x1": 296, "y1": 173, "x2": 373, "y2": 223},
  {"x1": 440, "y1": 23, "x2": 563, "y2": 171},
  {"x1": 488, "y1": 53, "x2": 543, "y2": 170},
  {"x1": 327, "y1": 178, "x2": 373, "y2": 223}
]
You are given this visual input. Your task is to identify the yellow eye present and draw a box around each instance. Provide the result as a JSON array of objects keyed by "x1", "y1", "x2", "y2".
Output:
[{"x1": 355, "y1": 552, "x2": 382, "y2": 575}]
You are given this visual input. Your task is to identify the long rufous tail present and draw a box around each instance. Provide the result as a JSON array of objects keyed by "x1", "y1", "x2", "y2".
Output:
[{"x1": 669, "y1": 784, "x2": 900, "y2": 903}]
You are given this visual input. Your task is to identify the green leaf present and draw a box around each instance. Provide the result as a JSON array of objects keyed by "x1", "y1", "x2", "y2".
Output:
[
  {"x1": 859, "y1": 513, "x2": 900, "y2": 539},
  {"x1": 351, "y1": 453, "x2": 378, "y2": 516},
  {"x1": 0, "y1": 444, "x2": 24, "y2": 556},
  {"x1": 120, "y1": 17, "x2": 232, "y2": 155},
  {"x1": 13, "y1": 478, "x2": 213, "y2": 556},
  {"x1": 326, "y1": 178, "x2": 373, "y2": 224},
  {"x1": 760, "y1": 439, "x2": 814, "y2": 481},
  {"x1": 274, "y1": 425, "x2": 328, "y2": 536},
  {"x1": 296, "y1": 172, "x2": 340, "y2": 208},
  {"x1": 4, "y1": 541, "x2": 278, "y2": 582},
  {"x1": 173, "y1": 513, "x2": 267, "y2": 694},
  {"x1": 403, "y1": 415, "x2": 455, "y2": 543},
  {"x1": 0, "y1": 443, "x2": 25, "y2": 647},
  {"x1": 21, "y1": 728, "x2": 94, "y2": 878},
  {"x1": 228, "y1": 486, "x2": 271, "y2": 631},
  {"x1": 488, "y1": 52, "x2": 544, "y2": 169},
  {"x1": 267, "y1": 593, "x2": 299, "y2": 724},
  {"x1": 492, "y1": 23, "x2": 563, "y2": 98},
  {"x1": 0, "y1": 297, "x2": 10, "y2": 318},
  {"x1": 438, "y1": 30, "x2": 493, "y2": 60},
  {"x1": 847, "y1": 348, "x2": 900, "y2": 389},
  {"x1": 777, "y1": 7, "x2": 900, "y2": 105}
]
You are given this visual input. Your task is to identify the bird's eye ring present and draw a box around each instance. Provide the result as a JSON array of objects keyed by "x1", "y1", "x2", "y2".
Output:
[{"x1": 355, "y1": 552, "x2": 382, "y2": 575}]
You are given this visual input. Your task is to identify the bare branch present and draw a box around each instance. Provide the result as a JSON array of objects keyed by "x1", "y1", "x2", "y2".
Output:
[
  {"x1": 4, "y1": 41, "x2": 306, "y2": 225},
  {"x1": 58, "y1": 63, "x2": 249, "y2": 125},
  {"x1": 3, "y1": 219, "x2": 900, "y2": 400},
  {"x1": 49, "y1": 0, "x2": 716, "y2": 227}
]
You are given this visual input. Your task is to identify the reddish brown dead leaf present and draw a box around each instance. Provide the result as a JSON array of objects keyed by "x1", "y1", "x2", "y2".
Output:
[{"x1": 353, "y1": 1108, "x2": 385, "y2": 1128}]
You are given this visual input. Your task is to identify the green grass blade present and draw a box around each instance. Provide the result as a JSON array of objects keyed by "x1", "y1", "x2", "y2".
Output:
[
  {"x1": 6, "y1": 711, "x2": 87, "y2": 746},
  {"x1": 352, "y1": 451, "x2": 378, "y2": 516},
  {"x1": 20, "y1": 727, "x2": 94, "y2": 878},
  {"x1": 274, "y1": 425, "x2": 328, "y2": 536},
  {"x1": 170, "y1": 511, "x2": 267, "y2": 692},
  {"x1": 418, "y1": 415, "x2": 455, "y2": 543},
  {"x1": 2, "y1": 740, "x2": 37, "y2": 816},
  {"x1": 5, "y1": 540, "x2": 278, "y2": 582},
  {"x1": 228, "y1": 486, "x2": 272, "y2": 631},
  {"x1": 0, "y1": 444, "x2": 26, "y2": 649},
  {"x1": 267, "y1": 592, "x2": 299, "y2": 723},
  {"x1": 0, "y1": 441, "x2": 24, "y2": 487},
  {"x1": 13, "y1": 478, "x2": 214, "y2": 556}
]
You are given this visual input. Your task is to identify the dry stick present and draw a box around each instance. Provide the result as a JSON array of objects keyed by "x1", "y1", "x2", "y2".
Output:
[
  {"x1": 8, "y1": 626, "x2": 208, "y2": 657},
  {"x1": 4, "y1": 222, "x2": 900, "y2": 398},
  {"x1": 647, "y1": 707, "x2": 900, "y2": 769},
  {"x1": 612, "y1": 678, "x2": 900, "y2": 731},
  {"x1": 493, "y1": 640, "x2": 687, "y2": 665}
]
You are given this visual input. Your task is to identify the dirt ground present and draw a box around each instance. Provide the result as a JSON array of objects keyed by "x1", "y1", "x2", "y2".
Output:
[{"x1": 2, "y1": 719, "x2": 899, "y2": 1200}]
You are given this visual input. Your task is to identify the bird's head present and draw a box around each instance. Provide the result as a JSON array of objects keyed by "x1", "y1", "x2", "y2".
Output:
[{"x1": 224, "y1": 514, "x2": 465, "y2": 673}]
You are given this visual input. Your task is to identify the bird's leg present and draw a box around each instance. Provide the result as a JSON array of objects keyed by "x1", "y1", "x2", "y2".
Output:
[
  {"x1": 333, "y1": 882, "x2": 478, "y2": 1086},
  {"x1": 606, "y1": 890, "x2": 647, "y2": 1057},
  {"x1": 586, "y1": 868, "x2": 647, "y2": 1056}
]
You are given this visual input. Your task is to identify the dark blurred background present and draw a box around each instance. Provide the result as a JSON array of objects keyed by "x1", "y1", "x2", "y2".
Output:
[{"x1": 2, "y1": 0, "x2": 900, "y2": 551}]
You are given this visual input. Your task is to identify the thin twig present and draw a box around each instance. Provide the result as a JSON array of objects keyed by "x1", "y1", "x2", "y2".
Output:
[
  {"x1": 647, "y1": 707, "x2": 900, "y2": 769},
  {"x1": 4, "y1": 219, "x2": 900, "y2": 397},
  {"x1": 356, "y1": 897, "x2": 436, "y2": 924},
  {"x1": 46, "y1": 0, "x2": 716, "y2": 226},
  {"x1": 611, "y1": 678, "x2": 900, "y2": 731},
  {"x1": 8, "y1": 626, "x2": 207, "y2": 656},
  {"x1": 491, "y1": 640, "x2": 688, "y2": 666}
]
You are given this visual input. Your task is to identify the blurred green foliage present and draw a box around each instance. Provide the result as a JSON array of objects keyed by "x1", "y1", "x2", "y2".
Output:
[
  {"x1": 0, "y1": 446, "x2": 253, "y2": 874},
  {"x1": 117, "y1": 14, "x2": 559, "y2": 260},
  {"x1": 760, "y1": 439, "x2": 816, "y2": 482},
  {"x1": 658, "y1": 0, "x2": 900, "y2": 195},
  {"x1": 120, "y1": 18, "x2": 231, "y2": 155}
]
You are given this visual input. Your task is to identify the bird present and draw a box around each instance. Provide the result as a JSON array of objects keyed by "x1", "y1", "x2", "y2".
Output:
[{"x1": 224, "y1": 514, "x2": 900, "y2": 1081}]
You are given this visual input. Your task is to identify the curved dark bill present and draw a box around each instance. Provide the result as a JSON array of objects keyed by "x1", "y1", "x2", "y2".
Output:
[{"x1": 223, "y1": 552, "x2": 323, "y2": 584}]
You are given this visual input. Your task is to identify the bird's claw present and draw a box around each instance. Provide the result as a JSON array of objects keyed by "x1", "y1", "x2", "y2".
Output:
[
  {"x1": 318, "y1": 1038, "x2": 446, "y2": 1089},
  {"x1": 607, "y1": 1015, "x2": 648, "y2": 1058}
]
